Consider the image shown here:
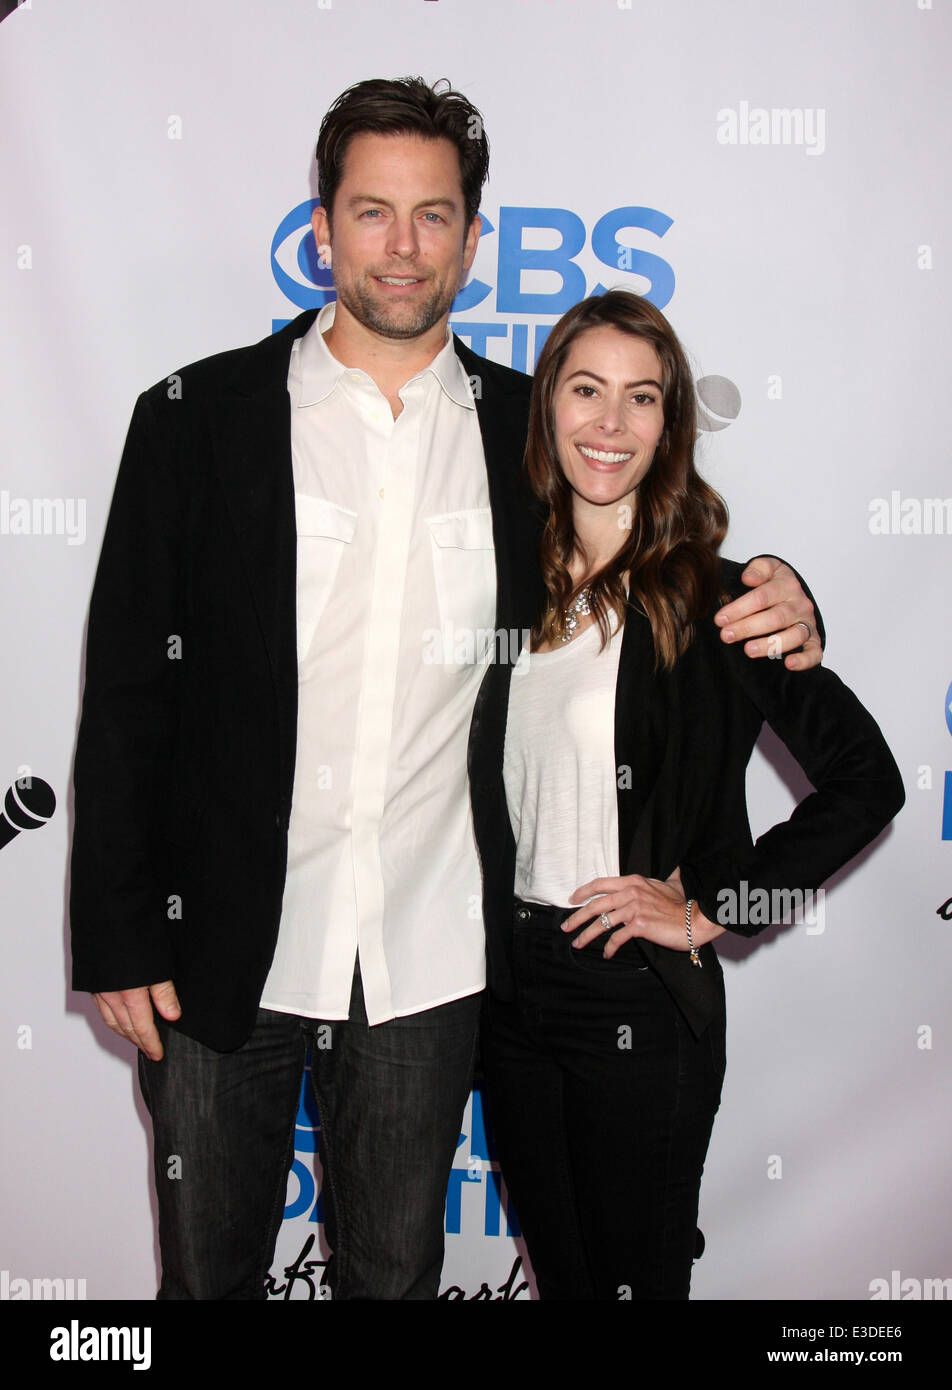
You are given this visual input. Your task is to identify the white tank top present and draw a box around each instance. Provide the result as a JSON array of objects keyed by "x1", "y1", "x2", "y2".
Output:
[{"x1": 503, "y1": 614, "x2": 623, "y2": 908}]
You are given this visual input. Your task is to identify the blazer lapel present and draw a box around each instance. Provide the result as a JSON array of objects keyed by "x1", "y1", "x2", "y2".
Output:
[
  {"x1": 453, "y1": 337, "x2": 545, "y2": 638},
  {"x1": 615, "y1": 604, "x2": 673, "y2": 875},
  {"x1": 214, "y1": 313, "x2": 315, "y2": 676},
  {"x1": 212, "y1": 311, "x2": 315, "y2": 808},
  {"x1": 614, "y1": 620, "x2": 722, "y2": 1036}
]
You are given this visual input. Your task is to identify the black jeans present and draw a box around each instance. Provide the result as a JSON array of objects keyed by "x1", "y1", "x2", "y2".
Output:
[
  {"x1": 138, "y1": 965, "x2": 480, "y2": 1300},
  {"x1": 480, "y1": 900, "x2": 726, "y2": 1300}
]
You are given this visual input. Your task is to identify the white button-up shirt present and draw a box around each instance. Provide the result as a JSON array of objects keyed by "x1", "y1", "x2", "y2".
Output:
[{"x1": 260, "y1": 303, "x2": 495, "y2": 1024}]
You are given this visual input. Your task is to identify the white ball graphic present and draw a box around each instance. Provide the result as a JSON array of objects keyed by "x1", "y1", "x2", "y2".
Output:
[{"x1": 696, "y1": 375, "x2": 742, "y2": 432}]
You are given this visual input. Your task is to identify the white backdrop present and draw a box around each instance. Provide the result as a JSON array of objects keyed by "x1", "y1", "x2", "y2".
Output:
[{"x1": 1, "y1": 0, "x2": 949, "y2": 1303}]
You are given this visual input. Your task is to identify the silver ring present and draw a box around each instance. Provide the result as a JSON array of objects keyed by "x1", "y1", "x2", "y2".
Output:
[
  {"x1": 795, "y1": 620, "x2": 813, "y2": 643},
  {"x1": 599, "y1": 912, "x2": 612, "y2": 931}
]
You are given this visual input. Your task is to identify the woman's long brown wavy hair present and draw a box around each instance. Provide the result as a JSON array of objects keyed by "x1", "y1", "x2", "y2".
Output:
[{"x1": 527, "y1": 291, "x2": 729, "y2": 669}]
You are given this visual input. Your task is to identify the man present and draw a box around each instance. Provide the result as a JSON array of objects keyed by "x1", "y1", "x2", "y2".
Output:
[{"x1": 70, "y1": 77, "x2": 822, "y2": 1300}]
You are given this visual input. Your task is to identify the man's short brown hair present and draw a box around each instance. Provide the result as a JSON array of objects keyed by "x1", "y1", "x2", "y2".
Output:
[{"x1": 316, "y1": 76, "x2": 490, "y2": 226}]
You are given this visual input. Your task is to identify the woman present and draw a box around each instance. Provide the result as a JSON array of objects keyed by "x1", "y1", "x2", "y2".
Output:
[{"x1": 469, "y1": 290, "x2": 905, "y2": 1300}]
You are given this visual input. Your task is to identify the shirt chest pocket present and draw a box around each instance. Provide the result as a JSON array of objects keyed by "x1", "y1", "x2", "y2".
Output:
[
  {"x1": 425, "y1": 507, "x2": 497, "y2": 661},
  {"x1": 295, "y1": 494, "x2": 358, "y2": 662}
]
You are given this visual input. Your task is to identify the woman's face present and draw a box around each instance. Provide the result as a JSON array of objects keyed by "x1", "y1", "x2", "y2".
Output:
[{"x1": 552, "y1": 324, "x2": 665, "y2": 519}]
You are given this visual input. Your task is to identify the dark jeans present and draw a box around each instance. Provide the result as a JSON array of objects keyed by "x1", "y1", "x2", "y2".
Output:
[
  {"x1": 480, "y1": 901, "x2": 726, "y2": 1300},
  {"x1": 137, "y1": 965, "x2": 480, "y2": 1300}
]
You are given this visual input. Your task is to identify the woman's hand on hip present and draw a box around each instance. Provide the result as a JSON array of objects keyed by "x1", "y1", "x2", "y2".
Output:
[{"x1": 563, "y1": 869, "x2": 725, "y2": 957}]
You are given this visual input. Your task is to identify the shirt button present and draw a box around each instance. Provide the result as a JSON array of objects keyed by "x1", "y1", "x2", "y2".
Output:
[{"x1": 377, "y1": 487, "x2": 385, "y2": 500}]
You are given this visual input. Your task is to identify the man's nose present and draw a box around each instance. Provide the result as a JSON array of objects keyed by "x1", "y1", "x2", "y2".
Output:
[{"x1": 386, "y1": 214, "x2": 420, "y2": 261}]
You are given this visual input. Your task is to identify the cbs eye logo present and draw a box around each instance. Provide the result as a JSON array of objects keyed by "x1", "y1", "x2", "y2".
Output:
[
  {"x1": 271, "y1": 198, "x2": 680, "y2": 316},
  {"x1": 270, "y1": 198, "x2": 741, "y2": 426},
  {"x1": 271, "y1": 199, "x2": 335, "y2": 310}
]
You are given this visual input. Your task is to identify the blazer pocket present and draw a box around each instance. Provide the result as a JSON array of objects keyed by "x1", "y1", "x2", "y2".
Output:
[
  {"x1": 295, "y1": 494, "x2": 357, "y2": 662},
  {"x1": 425, "y1": 508, "x2": 496, "y2": 667}
]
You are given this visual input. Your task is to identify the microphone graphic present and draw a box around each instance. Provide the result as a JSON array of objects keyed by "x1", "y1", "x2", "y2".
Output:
[{"x1": 0, "y1": 776, "x2": 56, "y2": 851}]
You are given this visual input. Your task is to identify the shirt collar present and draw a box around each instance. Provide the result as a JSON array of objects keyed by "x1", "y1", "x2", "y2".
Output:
[{"x1": 292, "y1": 301, "x2": 475, "y2": 410}]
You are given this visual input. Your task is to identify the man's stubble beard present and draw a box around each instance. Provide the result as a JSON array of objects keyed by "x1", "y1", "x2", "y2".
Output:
[{"x1": 335, "y1": 270, "x2": 462, "y2": 342}]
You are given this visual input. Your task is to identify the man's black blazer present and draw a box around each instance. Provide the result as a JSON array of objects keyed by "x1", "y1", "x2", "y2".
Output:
[
  {"x1": 468, "y1": 560, "x2": 905, "y2": 1036},
  {"x1": 70, "y1": 310, "x2": 544, "y2": 1052}
]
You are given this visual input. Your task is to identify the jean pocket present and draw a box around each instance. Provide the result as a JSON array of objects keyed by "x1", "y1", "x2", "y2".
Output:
[{"x1": 566, "y1": 933, "x2": 651, "y2": 974}]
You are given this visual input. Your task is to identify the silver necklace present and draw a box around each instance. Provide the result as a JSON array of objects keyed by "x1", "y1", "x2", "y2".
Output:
[{"x1": 560, "y1": 588, "x2": 592, "y2": 642}]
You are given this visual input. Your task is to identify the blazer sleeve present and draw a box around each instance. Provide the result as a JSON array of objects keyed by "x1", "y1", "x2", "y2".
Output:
[
  {"x1": 679, "y1": 570, "x2": 904, "y2": 935},
  {"x1": 70, "y1": 389, "x2": 183, "y2": 992}
]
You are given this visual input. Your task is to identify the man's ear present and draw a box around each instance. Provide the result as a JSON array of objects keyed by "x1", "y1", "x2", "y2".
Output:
[
  {"x1": 462, "y1": 213, "x2": 482, "y2": 272},
  {"x1": 311, "y1": 205, "x2": 331, "y2": 268}
]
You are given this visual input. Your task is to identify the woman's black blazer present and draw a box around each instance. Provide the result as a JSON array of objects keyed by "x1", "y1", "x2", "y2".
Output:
[{"x1": 468, "y1": 559, "x2": 905, "y2": 1036}]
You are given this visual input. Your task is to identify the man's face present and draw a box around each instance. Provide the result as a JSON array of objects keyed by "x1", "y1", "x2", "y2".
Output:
[{"x1": 312, "y1": 132, "x2": 480, "y2": 342}]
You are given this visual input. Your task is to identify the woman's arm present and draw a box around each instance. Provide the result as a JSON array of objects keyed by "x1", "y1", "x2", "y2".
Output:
[
  {"x1": 680, "y1": 573, "x2": 905, "y2": 935},
  {"x1": 564, "y1": 564, "x2": 903, "y2": 954}
]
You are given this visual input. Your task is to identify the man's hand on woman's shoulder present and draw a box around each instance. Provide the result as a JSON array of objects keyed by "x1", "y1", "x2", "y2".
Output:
[{"x1": 715, "y1": 556, "x2": 823, "y2": 671}]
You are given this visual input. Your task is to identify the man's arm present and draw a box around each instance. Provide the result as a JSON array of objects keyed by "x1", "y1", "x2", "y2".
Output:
[
  {"x1": 71, "y1": 390, "x2": 183, "y2": 1025},
  {"x1": 715, "y1": 556, "x2": 824, "y2": 671}
]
